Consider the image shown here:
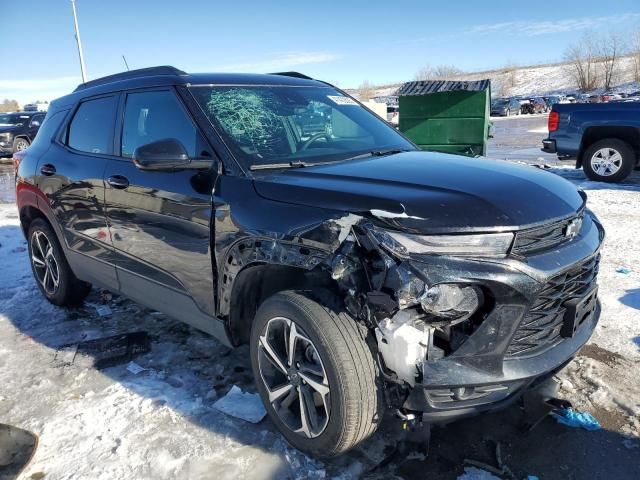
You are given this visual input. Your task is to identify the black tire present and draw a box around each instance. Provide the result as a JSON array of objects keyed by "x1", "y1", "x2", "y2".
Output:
[
  {"x1": 250, "y1": 291, "x2": 383, "y2": 457},
  {"x1": 12, "y1": 137, "x2": 30, "y2": 153},
  {"x1": 27, "y1": 218, "x2": 91, "y2": 306},
  {"x1": 582, "y1": 138, "x2": 635, "y2": 183}
]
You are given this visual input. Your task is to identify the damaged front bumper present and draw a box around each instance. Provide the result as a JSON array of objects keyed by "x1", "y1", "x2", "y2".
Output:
[{"x1": 378, "y1": 212, "x2": 604, "y2": 422}]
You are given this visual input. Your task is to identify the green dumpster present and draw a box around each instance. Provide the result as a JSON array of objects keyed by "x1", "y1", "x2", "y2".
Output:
[{"x1": 397, "y1": 80, "x2": 491, "y2": 157}]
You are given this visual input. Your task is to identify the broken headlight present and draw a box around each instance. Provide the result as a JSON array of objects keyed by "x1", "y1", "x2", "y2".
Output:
[
  {"x1": 420, "y1": 284, "x2": 482, "y2": 322},
  {"x1": 372, "y1": 229, "x2": 514, "y2": 258}
]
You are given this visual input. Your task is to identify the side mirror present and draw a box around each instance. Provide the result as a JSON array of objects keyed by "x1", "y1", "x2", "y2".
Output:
[
  {"x1": 133, "y1": 138, "x2": 191, "y2": 170},
  {"x1": 30, "y1": 120, "x2": 41, "y2": 128}
]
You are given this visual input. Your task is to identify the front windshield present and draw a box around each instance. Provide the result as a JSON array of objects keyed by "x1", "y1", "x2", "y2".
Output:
[
  {"x1": 0, "y1": 114, "x2": 28, "y2": 126},
  {"x1": 492, "y1": 99, "x2": 508, "y2": 106},
  {"x1": 189, "y1": 85, "x2": 415, "y2": 169}
]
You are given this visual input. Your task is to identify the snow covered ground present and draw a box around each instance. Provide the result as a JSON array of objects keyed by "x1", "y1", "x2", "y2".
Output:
[
  {"x1": 0, "y1": 122, "x2": 639, "y2": 479},
  {"x1": 352, "y1": 55, "x2": 640, "y2": 100}
]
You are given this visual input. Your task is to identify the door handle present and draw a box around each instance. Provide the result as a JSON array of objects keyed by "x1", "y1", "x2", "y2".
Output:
[
  {"x1": 107, "y1": 175, "x2": 129, "y2": 189},
  {"x1": 40, "y1": 164, "x2": 56, "y2": 176}
]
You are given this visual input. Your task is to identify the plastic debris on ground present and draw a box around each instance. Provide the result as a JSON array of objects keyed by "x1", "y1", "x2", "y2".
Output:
[
  {"x1": 615, "y1": 266, "x2": 632, "y2": 274},
  {"x1": 457, "y1": 466, "x2": 501, "y2": 480},
  {"x1": 213, "y1": 385, "x2": 267, "y2": 423},
  {"x1": 126, "y1": 361, "x2": 148, "y2": 375},
  {"x1": 552, "y1": 407, "x2": 601, "y2": 431},
  {"x1": 53, "y1": 331, "x2": 151, "y2": 369}
]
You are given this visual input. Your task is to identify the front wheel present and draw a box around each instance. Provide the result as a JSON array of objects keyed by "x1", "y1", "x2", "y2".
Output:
[
  {"x1": 27, "y1": 218, "x2": 91, "y2": 305},
  {"x1": 13, "y1": 137, "x2": 30, "y2": 153},
  {"x1": 250, "y1": 291, "x2": 383, "y2": 457},
  {"x1": 582, "y1": 138, "x2": 635, "y2": 183}
]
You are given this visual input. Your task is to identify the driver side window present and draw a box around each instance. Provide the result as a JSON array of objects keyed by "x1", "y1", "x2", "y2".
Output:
[{"x1": 121, "y1": 90, "x2": 210, "y2": 159}]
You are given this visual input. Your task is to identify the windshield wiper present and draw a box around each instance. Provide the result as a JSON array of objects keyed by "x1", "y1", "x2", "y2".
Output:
[
  {"x1": 249, "y1": 160, "x2": 311, "y2": 171},
  {"x1": 343, "y1": 148, "x2": 413, "y2": 161},
  {"x1": 249, "y1": 149, "x2": 414, "y2": 171}
]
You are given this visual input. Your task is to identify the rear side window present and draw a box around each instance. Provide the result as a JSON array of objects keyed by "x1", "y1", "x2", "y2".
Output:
[
  {"x1": 67, "y1": 96, "x2": 117, "y2": 154},
  {"x1": 121, "y1": 90, "x2": 209, "y2": 158},
  {"x1": 29, "y1": 110, "x2": 68, "y2": 148}
]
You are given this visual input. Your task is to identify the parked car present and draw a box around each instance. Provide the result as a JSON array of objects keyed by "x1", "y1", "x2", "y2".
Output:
[
  {"x1": 0, "y1": 111, "x2": 46, "y2": 155},
  {"x1": 490, "y1": 97, "x2": 521, "y2": 116},
  {"x1": 15, "y1": 67, "x2": 604, "y2": 457},
  {"x1": 521, "y1": 97, "x2": 548, "y2": 114},
  {"x1": 543, "y1": 102, "x2": 640, "y2": 182}
]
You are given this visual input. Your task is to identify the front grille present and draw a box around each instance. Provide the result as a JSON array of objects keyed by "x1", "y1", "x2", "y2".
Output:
[
  {"x1": 506, "y1": 254, "x2": 600, "y2": 357},
  {"x1": 512, "y1": 214, "x2": 582, "y2": 255}
]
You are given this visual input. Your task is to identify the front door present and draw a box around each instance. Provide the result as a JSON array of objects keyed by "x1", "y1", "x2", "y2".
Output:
[{"x1": 103, "y1": 88, "x2": 220, "y2": 333}]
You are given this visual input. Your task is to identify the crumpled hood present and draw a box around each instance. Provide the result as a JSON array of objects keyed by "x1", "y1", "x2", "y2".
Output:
[{"x1": 252, "y1": 151, "x2": 584, "y2": 233}]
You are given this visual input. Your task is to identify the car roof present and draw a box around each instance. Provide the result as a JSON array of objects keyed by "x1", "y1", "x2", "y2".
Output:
[{"x1": 50, "y1": 66, "x2": 329, "y2": 108}]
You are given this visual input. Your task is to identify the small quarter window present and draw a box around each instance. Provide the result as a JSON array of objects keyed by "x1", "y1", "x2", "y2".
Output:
[{"x1": 67, "y1": 96, "x2": 117, "y2": 154}]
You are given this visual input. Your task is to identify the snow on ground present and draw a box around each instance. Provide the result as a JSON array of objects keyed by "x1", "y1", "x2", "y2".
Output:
[{"x1": 1, "y1": 123, "x2": 639, "y2": 478}]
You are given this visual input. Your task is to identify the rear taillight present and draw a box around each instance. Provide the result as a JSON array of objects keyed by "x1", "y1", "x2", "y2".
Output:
[{"x1": 548, "y1": 111, "x2": 559, "y2": 132}]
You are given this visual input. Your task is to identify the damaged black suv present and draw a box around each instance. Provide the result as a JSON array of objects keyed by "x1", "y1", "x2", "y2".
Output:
[{"x1": 15, "y1": 66, "x2": 604, "y2": 457}]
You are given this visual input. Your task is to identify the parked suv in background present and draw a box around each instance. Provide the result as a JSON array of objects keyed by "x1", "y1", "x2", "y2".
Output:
[
  {"x1": 0, "y1": 111, "x2": 45, "y2": 155},
  {"x1": 15, "y1": 67, "x2": 604, "y2": 457}
]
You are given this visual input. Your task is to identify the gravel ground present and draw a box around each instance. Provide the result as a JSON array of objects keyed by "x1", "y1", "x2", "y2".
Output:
[{"x1": 0, "y1": 117, "x2": 639, "y2": 479}]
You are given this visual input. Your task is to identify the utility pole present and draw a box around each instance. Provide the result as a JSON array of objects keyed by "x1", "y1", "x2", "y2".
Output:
[{"x1": 70, "y1": 0, "x2": 87, "y2": 82}]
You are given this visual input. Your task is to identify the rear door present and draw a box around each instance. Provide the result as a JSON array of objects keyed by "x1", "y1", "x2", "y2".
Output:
[
  {"x1": 35, "y1": 94, "x2": 119, "y2": 290},
  {"x1": 103, "y1": 88, "x2": 219, "y2": 327}
]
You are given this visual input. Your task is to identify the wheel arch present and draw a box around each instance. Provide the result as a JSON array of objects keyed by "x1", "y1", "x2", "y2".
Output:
[
  {"x1": 225, "y1": 262, "x2": 337, "y2": 346},
  {"x1": 19, "y1": 204, "x2": 51, "y2": 238},
  {"x1": 578, "y1": 126, "x2": 640, "y2": 168}
]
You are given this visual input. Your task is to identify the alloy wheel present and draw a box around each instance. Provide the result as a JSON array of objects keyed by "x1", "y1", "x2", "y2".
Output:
[
  {"x1": 30, "y1": 230, "x2": 60, "y2": 295},
  {"x1": 590, "y1": 148, "x2": 622, "y2": 177},
  {"x1": 15, "y1": 139, "x2": 29, "y2": 151},
  {"x1": 257, "y1": 316, "x2": 331, "y2": 438}
]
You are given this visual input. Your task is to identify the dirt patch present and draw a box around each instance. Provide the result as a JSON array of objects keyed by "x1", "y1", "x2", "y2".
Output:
[{"x1": 579, "y1": 343, "x2": 625, "y2": 368}]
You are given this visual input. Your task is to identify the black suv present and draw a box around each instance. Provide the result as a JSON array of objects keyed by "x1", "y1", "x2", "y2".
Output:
[
  {"x1": 15, "y1": 66, "x2": 603, "y2": 457},
  {"x1": 0, "y1": 111, "x2": 46, "y2": 155}
]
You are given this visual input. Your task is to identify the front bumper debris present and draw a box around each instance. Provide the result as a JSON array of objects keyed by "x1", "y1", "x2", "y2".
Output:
[{"x1": 377, "y1": 212, "x2": 604, "y2": 422}]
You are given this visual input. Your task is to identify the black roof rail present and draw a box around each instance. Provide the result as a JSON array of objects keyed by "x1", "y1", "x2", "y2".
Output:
[
  {"x1": 269, "y1": 71, "x2": 314, "y2": 80},
  {"x1": 73, "y1": 66, "x2": 187, "y2": 92}
]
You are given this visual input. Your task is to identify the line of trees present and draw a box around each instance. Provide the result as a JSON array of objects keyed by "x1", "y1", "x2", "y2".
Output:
[
  {"x1": 564, "y1": 30, "x2": 639, "y2": 91},
  {"x1": 0, "y1": 99, "x2": 20, "y2": 113}
]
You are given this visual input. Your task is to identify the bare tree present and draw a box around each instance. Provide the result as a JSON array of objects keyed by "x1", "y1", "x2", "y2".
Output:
[
  {"x1": 564, "y1": 34, "x2": 599, "y2": 91},
  {"x1": 632, "y1": 30, "x2": 640, "y2": 83},
  {"x1": 0, "y1": 99, "x2": 20, "y2": 113},
  {"x1": 357, "y1": 80, "x2": 375, "y2": 101},
  {"x1": 598, "y1": 32, "x2": 625, "y2": 91},
  {"x1": 414, "y1": 64, "x2": 463, "y2": 81}
]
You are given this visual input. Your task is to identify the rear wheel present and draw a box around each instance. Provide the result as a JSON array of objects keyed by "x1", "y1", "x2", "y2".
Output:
[
  {"x1": 582, "y1": 138, "x2": 635, "y2": 183},
  {"x1": 250, "y1": 291, "x2": 383, "y2": 457},
  {"x1": 13, "y1": 137, "x2": 30, "y2": 153},
  {"x1": 27, "y1": 218, "x2": 91, "y2": 305}
]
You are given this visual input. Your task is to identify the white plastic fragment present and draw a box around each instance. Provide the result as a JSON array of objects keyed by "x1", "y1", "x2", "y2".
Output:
[
  {"x1": 95, "y1": 305, "x2": 112, "y2": 317},
  {"x1": 126, "y1": 361, "x2": 147, "y2": 375},
  {"x1": 213, "y1": 385, "x2": 267, "y2": 423},
  {"x1": 370, "y1": 208, "x2": 423, "y2": 220}
]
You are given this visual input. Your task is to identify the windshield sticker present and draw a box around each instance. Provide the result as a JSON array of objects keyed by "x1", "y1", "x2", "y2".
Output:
[{"x1": 327, "y1": 95, "x2": 358, "y2": 106}]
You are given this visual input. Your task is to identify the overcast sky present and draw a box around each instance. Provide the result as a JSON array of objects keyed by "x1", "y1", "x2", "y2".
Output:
[{"x1": 2, "y1": 0, "x2": 640, "y2": 104}]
